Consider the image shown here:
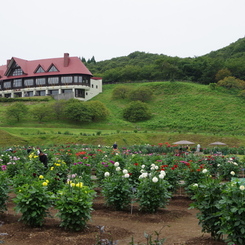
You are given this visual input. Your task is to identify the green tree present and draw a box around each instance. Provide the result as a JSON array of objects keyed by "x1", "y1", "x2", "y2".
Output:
[
  {"x1": 64, "y1": 99, "x2": 92, "y2": 123},
  {"x1": 87, "y1": 101, "x2": 109, "y2": 121},
  {"x1": 112, "y1": 85, "x2": 131, "y2": 99},
  {"x1": 123, "y1": 101, "x2": 152, "y2": 122},
  {"x1": 5, "y1": 102, "x2": 28, "y2": 122},
  {"x1": 215, "y1": 68, "x2": 232, "y2": 82},
  {"x1": 217, "y1": 76, "x2": 245, "y2": 90},
  {"x1": 52, "y1": 100, "x2": 66, "y2": 119},
  {"x1": 30, "y1": 104, "x2": 53, "y2": 122},
  {"x1": 128, "y1": 86, "x2": 153, "y2": 102}
]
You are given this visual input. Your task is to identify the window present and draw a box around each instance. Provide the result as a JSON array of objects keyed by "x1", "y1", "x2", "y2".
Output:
[
  {"x1": 24, "y1": 79, "x2": 34, "y2": 86},
  {"x1": 79, "y1": 76, "x2": 83, "y2": 83},
  {"x1": 36, "y1": 78, "x2": 46, "y2": 85},
  {"x1": 61, "y1": 76, "x2": 72, "y2": 84},
  {"x1": 36, "y1": 90, "x2": 46, "y2": 96},
  {"x1": 13, "y1": 79, "x2": 22, "y2": 87},
  {"x1": 35, "y1": 66, "x2": 45, "y2": 73},
  {"x1": 48, "y1": 77, "x2": 59, "y2": 85},
  {"x1": 3, "y1": 81, "x2": 11, "y2": 88},
  {"x1": 48, "y1": 65, "x2": 58, "y2": 72},
  {"x1": 49, "y1": 90, "x2": 59, "y2": 95},
  {"x1": 75, "y1": 89, "x2": 85, "y2": 98},
  {"x1": 74, "y1": 76, "x2": 78, "y2": 83},
  {"x1": 12, "y1": 68, "x2": 23, "y2": 76}
]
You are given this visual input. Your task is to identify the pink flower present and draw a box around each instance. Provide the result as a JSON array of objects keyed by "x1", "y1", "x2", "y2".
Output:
[{"x1": 1, "y1": 165, "x2": 7, "y2": 171}]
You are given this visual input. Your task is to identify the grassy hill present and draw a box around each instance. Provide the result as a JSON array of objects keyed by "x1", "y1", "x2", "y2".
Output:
[{"x1": 0, "y1": 81, "x2": 244, "y2": 148}]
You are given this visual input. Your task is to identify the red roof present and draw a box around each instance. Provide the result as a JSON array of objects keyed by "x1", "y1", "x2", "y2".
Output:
[{"x1": 0, "y1": 54, "x2": 92, "y2": 80}]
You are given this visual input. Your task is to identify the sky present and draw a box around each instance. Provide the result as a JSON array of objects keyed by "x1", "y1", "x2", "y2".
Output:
[{"x1": 1, "y1": 0, "x2": 245, "y2": 65}]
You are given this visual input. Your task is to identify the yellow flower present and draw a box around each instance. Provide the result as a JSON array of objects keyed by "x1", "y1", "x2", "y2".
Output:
[
  {"x1": 50, "y1": 167, "x2": 54, "y2": 170},
  {"x1": 19, "y1": 189, "x2": 22, "y2": 192},
  {"x1": 39, "y1": 175, "x2": 44, "y2": 179},
  {"x1": 70, "y1": 183, "x2": 75, "y2": 187},
  {"x1": 55, "y1": 163, "x2": 61, "y2": 166},
  {"x1": 45, "y1": 180, "x2": 49, "y2": 183},
  {"x1": 42, "y1": 182, "x2": 48, "y2": 186}
]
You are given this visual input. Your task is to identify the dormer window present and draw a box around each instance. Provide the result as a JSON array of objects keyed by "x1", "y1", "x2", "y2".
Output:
[
  {"x1": 35, "y1": 66, "x2": 45, "y2": 73},
  {"x1": 10, "y1": 63, "x2": 23, "y2": 76},
  {"x1": 48, "y1": 65, "x2": 58, "y2": 72}
]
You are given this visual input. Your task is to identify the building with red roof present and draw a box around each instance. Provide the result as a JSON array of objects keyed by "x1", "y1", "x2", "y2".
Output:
[{"x1": 0, "y1": 53, "x2": 102, "y2": 100}]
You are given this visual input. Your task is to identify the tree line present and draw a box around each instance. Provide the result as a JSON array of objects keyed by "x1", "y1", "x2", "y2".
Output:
[{"x1": 84, "y1": 37, "x2": 245, "y2": 86}]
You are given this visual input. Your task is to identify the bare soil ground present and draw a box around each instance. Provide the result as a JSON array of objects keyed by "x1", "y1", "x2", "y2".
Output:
[{"x1": 0, "y1": 190, "x2": 226, "y2": 245}]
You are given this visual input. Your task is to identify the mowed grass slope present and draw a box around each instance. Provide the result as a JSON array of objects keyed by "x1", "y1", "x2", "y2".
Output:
[{"x1": 0, "y1": 81, "x2": 244, "y2": 147}]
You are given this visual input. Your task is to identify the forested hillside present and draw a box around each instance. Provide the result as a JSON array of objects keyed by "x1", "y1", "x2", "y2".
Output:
[{"x1": 84, "y1": 37, "x2": 245, "y2": 84}]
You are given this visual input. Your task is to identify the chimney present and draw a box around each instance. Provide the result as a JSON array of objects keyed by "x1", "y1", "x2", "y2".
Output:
[{"x1": 64, "y1": 53, "x2": 70, "y2": 67}]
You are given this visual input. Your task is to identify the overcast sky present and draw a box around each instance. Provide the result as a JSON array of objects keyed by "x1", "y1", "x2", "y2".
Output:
[{"x1": 1, "y1": 0, "x2": 245, "y2": 65}]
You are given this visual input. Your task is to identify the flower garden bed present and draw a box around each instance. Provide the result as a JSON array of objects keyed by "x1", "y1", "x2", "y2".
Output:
[{"x1": 0, "y1": 143, "x2": 244, "y2": 244}]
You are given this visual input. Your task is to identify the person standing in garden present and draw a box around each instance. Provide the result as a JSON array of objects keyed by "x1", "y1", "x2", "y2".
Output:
[{"x1": 39, "y1": 151, "x2": 48, "y2": 169}]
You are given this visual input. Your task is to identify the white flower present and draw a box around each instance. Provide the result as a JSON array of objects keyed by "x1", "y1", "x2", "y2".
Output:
[
  {"x1": 217, "y1": 164, "x2": 220, "y2": 167},
  {"x1": 233, "y1": 162, "x2": 238, "y2": 166},
  {"x1": 193, "y1": 183, "x2": 198, "y2": 187},
  {"x1": 141, "y1": 165, "x2": 145, "y2": 169},
  {"x1": 150, "y1": 166, "x2": 155, "y2": 170},
  {"x1": 139, "y1": 172, "x2": 148, "y2": 179},
  {"x1": 104, "y1": 172, "x2": 110, "y2": 177},
  {"x1": 152, "y1": 177, "x2": 158, "y2": 183},
  {"x1": 202, "y1": 169, "x2": 208, "y2": 174},
  {"x1": 123, "y1": 169, "x2": 128, "y2": 174},
  {"x1": 104, "y1": 155, "x2": 108, "y2": 158},
  {"x1": 154, "y1": 165, "x2": 159, "y2": 170},
  {"x1": 114, "y1": 162, "x2": 120, "y2": 167},
  {"x1": 140, "y1": 169, "x2": 145, "y2": 173},
  {"x1": 160, "y1": 170, "x2": 166, "y2": 175},
  {"x1": 230, "y1": 171, "x2": 235, "y2": 176},
  {"x1": 240, "y1": 185, "x2": 245, "y2": 191},
  {"x1": 116, "y1": 167, "x2": 121, "y2": 171},
  {"x1": 159, "y1": 174, "x2": 165, "y2": 179},
  {"x1": 124, "y1": 173, "x2": 130, "y2": 178}
]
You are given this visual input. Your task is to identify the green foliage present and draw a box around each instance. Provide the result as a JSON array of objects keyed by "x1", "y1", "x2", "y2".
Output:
[
  {"x1": 87, "y1": 100, "x2": 110, "y2": 121},
  {"x1": 215, "y1": 68, "x2": 232, "y2": 81},
  {"x1": 217, "y1": 76, "x2": 245, "y2": 90},
  {"x1": 136, "y1": 171, "x2": 171, "y2": 213},
  {"x1": 216, "y1": 179, "x2": 245, "y2": 245},
  {"x1": 189, "y1": 178, "x2": 224, "y2": 240},
  {"x1": 0, "y1": 172, "x2": 9, "y2": 213},
  {"x1": 13, "y1": 180, "x2": 53, "y2": 227},
  {"x1": 64, "y1": 99, "x2": 92, "y2": 123},
  {"x1": 55, "y1": 181, "x2": 95, "y2": 231},
  {"x1": 51, "y1": 100, "x2": 66, "y2": 119},
  {"x1": 112, "y1": 85, "x2": 131, "y2": 99},
  {"x1": 128, "y1": 86, "x2": 153, "y2": 102},
  {"x1": 123, "y1": 101, "x2": 152, "y2": 122},
  {"x1": 5, "y1": 102, "x2": 28, "y2": 122},
  {"x1": 30, "y1": 103, "x2": 53, "y2": 122},
  {"x1": 102, "y1": 170, "x2": 133, "y2": 210}
]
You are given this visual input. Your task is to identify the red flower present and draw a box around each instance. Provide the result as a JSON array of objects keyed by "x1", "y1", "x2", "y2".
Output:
[{"x1": 134, "y1": 163, "x2": 139, "y2": 166}]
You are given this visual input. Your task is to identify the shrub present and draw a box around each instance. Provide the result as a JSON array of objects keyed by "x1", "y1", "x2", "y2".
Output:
[
  {"x1": 102, "y1": 170, "x2": 133, "y2": 211},
  {"x1": 136, "y1": 169, "x2": 171, "y2": 213},
  {"x1": 216, "y1": 179, "x2": 245, "y2": 245},
  {"x1": 123, "y1": 100, "x2": 152, "y2": 122},
  {"x1": 0, "y1": 172, "x2": 9, "y2": 213},
  {"x1": 112, "y1": 85, "x2": 131, "y2": 99},
  {"x1": 55, "y1": 181, "x2": 95, "y2": 231},
  {"x1": 128, "y1": 87, "x2": 153, "y2": 102},
  {"x1": 14, "y1": 180, "x2": 53, "y2": 227},
  {"x1": 189, "y1": 177, "x2": 224, "y2": 240}
]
